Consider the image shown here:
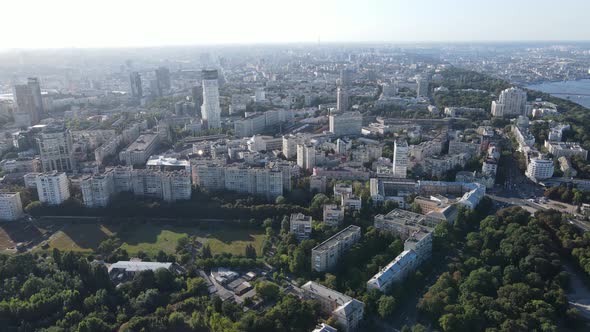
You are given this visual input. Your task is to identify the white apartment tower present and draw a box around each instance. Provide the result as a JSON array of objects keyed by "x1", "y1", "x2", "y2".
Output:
[
  {"x1": 492, "y1": 87, "x2": 527, "y2": 117},
  {"x1": 36, "y1": 172, "x2": 70, "y2": 205},
  {"x1": 526, "y1": 155, "x2": 554, "y2": 182},
  {"x1": 0, "y1": 192, "x2": 24, "y2": 221},
  {"x1": 201, "y1": 69, "x2": 222, "y2": 129},
  {"x1": 81, "y1": 172, "x2": 115, "y2": 208},
  {"x1": 392, "y1": 140, "x2": 409, "y2": 178}
]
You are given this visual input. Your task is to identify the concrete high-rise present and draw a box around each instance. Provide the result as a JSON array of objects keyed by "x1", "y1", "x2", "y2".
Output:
[
  {"x1": 129, "y1": 72, "x2": 143, "y2": 100},
  {"x1": 336, "y1": 86, "x2": 349, "y2": 112},
  {"x1": 13, "y1": 78, "x2": 43, "y2": 127},
  {"x1": 491, "y1": 87, "x2": 527, "y2": 117},
  {"x1": 416, "y1": 77, "x2": 429, "y2": 97},
  {"x1": 392, "y1": 140, "x2": 409, "y2": 178},
  {"x1": 37, "y1": 124, "x2": 76, "y2": 173},
  {"x1": 201, "y1": 69, "x2": 222, "y2": 129},
  {"x1": 36, "y1": 171, "x2": 71, "y2": 205},
  {"x1": 155, "y1": 66, "x2": 171, "y2": 91},
  {"x1": 329, "y1": 111, "x2": 362, "y2": 136}
]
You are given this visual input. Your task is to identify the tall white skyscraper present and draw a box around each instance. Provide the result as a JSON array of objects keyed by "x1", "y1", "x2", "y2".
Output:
[
  {"x1": 392, "y1": 140, "x2": 409, "y2": 178},
  {"x1": 201, "y1": 69, "x2": 222, "y2": 129},
  {"x1": 491, "y1": 87, "x2": 527, "y2": 117}
]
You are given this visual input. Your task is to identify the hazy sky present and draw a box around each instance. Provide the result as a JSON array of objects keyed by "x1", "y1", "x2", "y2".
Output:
[{"x1": 2, "y1": 0, "x2": 589, "y2": 49}]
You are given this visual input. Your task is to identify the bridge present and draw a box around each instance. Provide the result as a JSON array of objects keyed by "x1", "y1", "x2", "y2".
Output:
[{"x1": 545, "y1": 92, "x2": 590, "y2": 97}]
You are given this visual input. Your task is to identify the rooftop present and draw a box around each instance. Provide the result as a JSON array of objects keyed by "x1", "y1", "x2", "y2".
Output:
[{"x1": 312, "y1": 225, "x2": 361, "y2": 253}]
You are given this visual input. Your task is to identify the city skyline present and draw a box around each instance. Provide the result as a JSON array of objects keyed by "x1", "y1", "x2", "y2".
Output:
[{"x1": 2, "y1": 0, "x2": 589, "y2": 50}]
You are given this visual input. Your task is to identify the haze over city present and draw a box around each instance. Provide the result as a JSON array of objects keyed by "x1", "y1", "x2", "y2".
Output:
[
  {"x1": 2, "y1": 0, "x2": 590, "y2": 49},
  {"x1": 2, "y1": 1, "x2": 590, "y2": 332}
]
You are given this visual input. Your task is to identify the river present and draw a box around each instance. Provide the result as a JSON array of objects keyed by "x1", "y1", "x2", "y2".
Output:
[{"x1": 527, "y1": 79, "x2": 590, "y2": 109}]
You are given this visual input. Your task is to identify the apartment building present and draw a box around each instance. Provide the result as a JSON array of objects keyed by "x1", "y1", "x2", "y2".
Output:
[
  {"x1": 544, "y1": 141, "x2": 588, "y2": 160},
  {"x1": 301, "y1": 281, "x2": 364, "y2": 332},
  {"x1": 311, "y1": 225, "x2": 361, "y2": 272},
  {"x1": 374, "y1": 209, "x2": 433, "y2": 239},
  {"x1": 323, "y1": 204, "x2": 344, "y2": 226},
  {"x1": 36, "y1": 171, "x2": 70, "y2": 205},
  {"x1": 329, "y1": 111, "x2": 362, "y2": 136},
  {"x1": 0, "y1": 192, "x2": 24, "y2": 221},
  {"x1": 290, "y1": 213, "x2": 312, "y2": 241},
  {"x1": 81, "y1": 172, "x2": 115, "y2": 207},
  {"x1": 37, "y1": 124, "x2": 76, "y2": 173},
  {"x1": 119, "y1": 133, "x2": 160, "y2": 166}
]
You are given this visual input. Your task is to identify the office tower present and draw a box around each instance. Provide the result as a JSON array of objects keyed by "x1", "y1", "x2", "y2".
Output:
[
  {"x1": 416, "y1": 77, "x2": 429, "y2": 97},
  {"x1": 201, "y1": 69, "x2": 222, "y2": 129},
  {"x1": 329, "y1": 111, "x2": 362, "y2": 136},
  {"x1": 0, "y1": 192, "x2": 24, "y2": 221},
  {"x1": 129, "y1": 72, "x2": 143, "y2": 99},
  {"x1": 492, "y1": 87, "x2": 527, "y2": 117},
  {"x1": 525, "y1": 155, "x2": 554, "y2": 182},
  {"x1": 392, "y1": 140, "x2": 409, "y2": 178},
  {"x1": 336, "y1": 86, "x2": 349, "y2": 112},
  {"x1": 155, "y1": 66, "x2": 171, "y2": 91},
  {"x1": 27, "y1": 77, "x2": 44, "y2": 118},
  {"x1": 13, "y1": 77, "x2": 44, "y2": 127},
  {"x1": 37, "y1": 124, "x2": 76, "y2": 173},
  {"x1": 36, "y1": 171, "x2": 71, "y2": 205}
]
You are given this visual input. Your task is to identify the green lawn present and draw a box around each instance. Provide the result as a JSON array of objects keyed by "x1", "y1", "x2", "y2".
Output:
[
  {"x1": 46, "y1": 224, "x2": 116, "y2": 252},
  {"x1": 42, "y1": 223, "x2": 265, "y2": 257}
]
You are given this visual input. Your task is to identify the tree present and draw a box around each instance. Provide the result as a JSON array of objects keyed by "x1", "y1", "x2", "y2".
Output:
[
  {"x1": 289, "y1": 247, "x2": 306, "y2": 274},
  {"x1": 77, "y1": 317, "x2": 111, "y2": 332},
  {"x1": 377, "y1": 295, "x2": 397, "y2": 319},
  {"x1": 255, "y1": 281, "x2": 280, "y2": 301},
  {"x1": 244, "y1": 244, "x2": 257, "y2": 259},
  {"x1": 187, "y1": 277, "x2": 208, "y2": 296},
  {"x1": 202, "y1": 244, "x2": 212, "y2": 259},
  {"x1": 275, "y1": 195, "x2": 286, "y2": 204}
]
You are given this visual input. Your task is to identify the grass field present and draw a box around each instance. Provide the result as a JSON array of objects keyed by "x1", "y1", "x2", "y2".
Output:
[
  {"x1": 41, "y1": 223, "x2": 265, "y2": 256},
  {"x1": 46, "y1": 224, "x2": 116, "y2": 252}
]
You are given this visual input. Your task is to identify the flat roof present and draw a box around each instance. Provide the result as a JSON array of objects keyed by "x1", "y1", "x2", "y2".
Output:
[{"x1": 312, "y1": 225, "x2": 360, "y2": 252}]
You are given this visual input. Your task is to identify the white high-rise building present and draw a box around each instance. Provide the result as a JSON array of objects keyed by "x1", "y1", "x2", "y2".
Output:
[
  {"x1": 336, "y1": 86, "x2": 349, "y2": 112},
  {"x1": 392, "y1": 140, "x2": 409, "y2": 178},
  {"x1": 0, "y1": 192, "x2": 24, "y2": 221},
  {"x1": 526, "y1": 155, "x2": 554, "y2": 182},
  {"x1": 81, "y1": 172, "x2": 115, "y2": 208},
  {"x1": 491, "y1": 87, "x2": 527, "y2": 117},
  {"x1": 36, "y1": 171, "x2": 70, "y2": 205},
  {"x1": 329, "y1": 111, "x2": 362, "y2": 136},
  {"x1": 201, "y1": 69, "x2": 222, "y2": 129}
]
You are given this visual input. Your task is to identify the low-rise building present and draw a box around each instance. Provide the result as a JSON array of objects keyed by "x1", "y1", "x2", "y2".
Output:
[
  {"x1": 311, "y1": 225, "x2": 361, "y2": 272},
  {"x1": 301, "y1": 281, "x2": 364, "y2": 332},
  {"x1": 342, "y1": 194, "x2": 362, "y2": 211},
  {"x1": 544, "y1": 141, "x2": 588, "y2": 160},
  {"x1": 108, "y1": 261, "x2": 185, "y2": 283}
]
